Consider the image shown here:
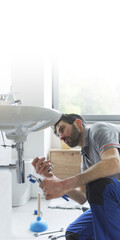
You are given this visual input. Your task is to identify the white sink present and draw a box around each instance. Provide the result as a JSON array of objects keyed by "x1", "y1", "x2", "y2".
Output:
[{"x1": 0, "y1": 105, "x2": 61, "y2": 142}]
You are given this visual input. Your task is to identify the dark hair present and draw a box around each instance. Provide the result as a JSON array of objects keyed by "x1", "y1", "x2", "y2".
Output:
[{"x1": 53, "y1": 113, "x2": 87, "y2": 136}]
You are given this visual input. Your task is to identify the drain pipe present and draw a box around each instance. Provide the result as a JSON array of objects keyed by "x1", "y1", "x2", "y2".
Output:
[
  {"x1": 16, "y1": 142, "x2": 25, "y2": 183},
  {"x1": 0, "y1": 142, "x2": 25, "y2": 184}
]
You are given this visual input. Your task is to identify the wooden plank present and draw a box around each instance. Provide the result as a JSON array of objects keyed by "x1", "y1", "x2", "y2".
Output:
[{"x1": 49, "y1": 149, "x2": 81, "y2": 179}]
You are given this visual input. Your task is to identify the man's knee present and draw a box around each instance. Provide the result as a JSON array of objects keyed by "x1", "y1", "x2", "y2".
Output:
[
  {"x1": 65, "y1": 231, "x2": 79, "y2": 240},
  {"x1": 86, "y1": 178, "x2": 114, "y2": 205},
  {"x1": 65, "y1": 231, "x2": 93, "y2": 240}
]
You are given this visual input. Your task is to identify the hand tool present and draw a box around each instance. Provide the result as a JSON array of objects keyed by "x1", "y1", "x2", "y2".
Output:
[
  {"x1": 33, "y1": 227, "x2": 64, "y2": 237},
  {"x1": 27, "y1": 174, "x2": 69, "y2": 202},
  {"x1": 49, "y1": 234, "x2": 65, "y2": 240}
]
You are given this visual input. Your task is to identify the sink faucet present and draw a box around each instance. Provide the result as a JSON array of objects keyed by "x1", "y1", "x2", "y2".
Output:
[
  {"x1": 10, "y1": 99, "x2": 22, "y2": 105},
  {"x1": 0, "y1": 93, "x2": 22, "y2": 105}
]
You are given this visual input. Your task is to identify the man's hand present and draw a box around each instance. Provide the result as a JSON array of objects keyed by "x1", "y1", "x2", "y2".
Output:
[
  {"x1": 40, "y1": 176, "x2": 65, "y2": 200},
  {"x1": 32, "y1": 157, "x2": 53, "y2": 177}
]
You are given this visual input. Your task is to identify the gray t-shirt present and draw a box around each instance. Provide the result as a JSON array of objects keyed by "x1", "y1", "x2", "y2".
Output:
[{"x1": 81, "y1": 122, "x2": 120, "y2": 179}]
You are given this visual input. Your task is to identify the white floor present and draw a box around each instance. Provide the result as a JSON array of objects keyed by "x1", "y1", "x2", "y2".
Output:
[{"x1": 10, "y1": 197, "x2": 82, "y2": 240}]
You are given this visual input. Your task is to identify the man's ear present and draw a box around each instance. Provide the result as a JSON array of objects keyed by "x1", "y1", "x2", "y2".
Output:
[{"x1": 73, "y1": 119, "x2": 82, "y2": 128}]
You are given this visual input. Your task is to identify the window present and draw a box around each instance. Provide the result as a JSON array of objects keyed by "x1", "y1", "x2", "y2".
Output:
[
  {"x1": 58, "y1": 70, "x2": 120, "y2": 116},
  {"x1": 52, "y1": 1, "x2": 120, "y2": 123},
  {"x1": 53, "y1": 68, "x2": 120, "y2": 123}
]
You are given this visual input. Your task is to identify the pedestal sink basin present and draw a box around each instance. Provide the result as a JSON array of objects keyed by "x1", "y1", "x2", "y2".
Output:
[
  {"x1": 0, "y1": 105, "x2": 61, "y2": 183},
  {"x1": 0, "y1": 105, "x2": 61, "y2": 142}
]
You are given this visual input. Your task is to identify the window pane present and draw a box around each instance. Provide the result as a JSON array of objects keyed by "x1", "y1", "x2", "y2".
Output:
[{"x1": 58, "y1": 72, "x2": 120, "y2": 115}]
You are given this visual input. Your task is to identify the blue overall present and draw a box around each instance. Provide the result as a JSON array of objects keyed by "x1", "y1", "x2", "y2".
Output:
[{"x1": 66, "y1": 177, "x2": 120, "y2": 240}]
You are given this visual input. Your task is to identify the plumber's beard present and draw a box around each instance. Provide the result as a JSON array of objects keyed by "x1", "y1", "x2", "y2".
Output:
[{"x1": 66, "y1": 124, "x2": 81, "y2": 148}]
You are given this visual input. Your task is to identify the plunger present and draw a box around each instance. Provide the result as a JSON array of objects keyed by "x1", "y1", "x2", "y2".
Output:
[{"x1": 29, "y1": 192, "x2": 48, "y2": 232}]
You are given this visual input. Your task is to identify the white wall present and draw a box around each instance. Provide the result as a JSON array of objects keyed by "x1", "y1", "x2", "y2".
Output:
[
  {"x1": 0, "y1": 58, "x2": 12, "y2": 239},
  {"x1": 0, "y1": 134, "x2": 12, "y2": 240}
]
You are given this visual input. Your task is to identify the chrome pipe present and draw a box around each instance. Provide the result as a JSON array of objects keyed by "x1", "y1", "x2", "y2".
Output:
[
  {"x1": 16, "y1": 142, "x2": 25, "y2": 183},
  {"x1": 0, "y1": 164, "x2": 16, "y2": 170},
  {"x1": 0, "y1": 142, "x2": 25, "y2": 184}
]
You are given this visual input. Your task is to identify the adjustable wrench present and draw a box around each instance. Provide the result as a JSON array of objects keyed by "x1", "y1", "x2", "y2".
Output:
[{"x1": 27, "y1": 174, "x2": 69, "y2": 201}]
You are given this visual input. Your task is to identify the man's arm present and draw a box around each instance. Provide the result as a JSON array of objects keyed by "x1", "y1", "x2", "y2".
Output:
[
  {"x1": 66, "y1": 185, "x2": 86, "y2": 204},
  {"x1": 32, "y1": 157, "x2": 87, "y2": 204},
  {"x1": 40, "y1": 147, "x2": 120, "y2": 199},
  {"x1": 64, "y1": 147, "x2": 120, "y2": 190}
]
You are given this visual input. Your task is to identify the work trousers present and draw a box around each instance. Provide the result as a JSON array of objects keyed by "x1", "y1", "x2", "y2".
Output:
[{"x1": 65, "y1": 178, "x2": 120, "y2": 240}]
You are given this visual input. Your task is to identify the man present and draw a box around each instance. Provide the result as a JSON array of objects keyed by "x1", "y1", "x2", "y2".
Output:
[{"x1": 32, "y1": 113, "x2": 120, "y2": 240}]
